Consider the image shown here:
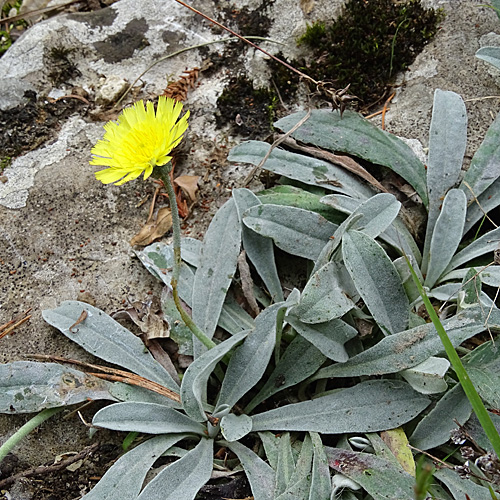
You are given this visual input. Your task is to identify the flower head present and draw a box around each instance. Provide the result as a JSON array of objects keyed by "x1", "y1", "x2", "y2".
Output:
[{"x1": 90, "y1": 96, "x2": 190, "y2": 185}]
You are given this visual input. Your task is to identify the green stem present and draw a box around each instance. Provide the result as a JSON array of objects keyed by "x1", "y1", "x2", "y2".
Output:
[
  {"x1": 157, "y1": 165, "x2": 216, "y2": 350},
  {"x1": 405, "y1": 256, "x2": 500, "y2": 458},
  {"x1": 0, "y1": 407, "x2": 63, "y2": 464}
]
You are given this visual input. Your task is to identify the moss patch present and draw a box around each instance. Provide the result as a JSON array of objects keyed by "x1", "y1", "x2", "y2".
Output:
[
  {"x1": 216, "y1": 77, "x2": 277, "y2": 138},
  {"x1": 297, "y1": 0, "x2": 444, "y2": 107}
]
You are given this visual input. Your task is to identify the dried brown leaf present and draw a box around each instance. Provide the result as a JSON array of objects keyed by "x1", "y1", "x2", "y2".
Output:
[
  {"x1": 174, "y1": 175, "x2": 200, "y2": 203},
  {"x1": 130, "y1": 207, "x2": 172, "y2": 246}
]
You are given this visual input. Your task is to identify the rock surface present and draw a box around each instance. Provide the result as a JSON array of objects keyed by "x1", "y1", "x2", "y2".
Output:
[{"x1": 1, "y1": 0, "x2": 500, "y2": 496}]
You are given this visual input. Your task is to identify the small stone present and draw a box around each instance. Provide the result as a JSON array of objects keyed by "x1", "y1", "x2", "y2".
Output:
[{"x1": 95, "y1": 75, "x2": 129, "y2": 105}]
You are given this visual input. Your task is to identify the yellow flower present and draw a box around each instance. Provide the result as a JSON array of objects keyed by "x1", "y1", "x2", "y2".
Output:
[{"x1": 90, "y1": 96, "x2": 190, "y2": 185}]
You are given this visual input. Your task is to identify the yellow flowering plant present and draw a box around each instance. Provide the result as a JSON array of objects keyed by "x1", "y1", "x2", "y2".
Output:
[
  {"x1": 91, "y1": 96, "x2": 214, "y2": 349},
  {"x1": 90, "y1": 95, "x2": 190, "y2": 185}
]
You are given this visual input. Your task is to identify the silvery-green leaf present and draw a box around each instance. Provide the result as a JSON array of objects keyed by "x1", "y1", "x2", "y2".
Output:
[
  {"x1": 251, "y1": 380, "x2": 429, "y2": 433},
  {"x1": 218, "y1": 293, "x2": 255, "y2": 334},
  {"x1": 161, "y1": 294, "x2": 193, "y2": 355},
  {"x1": 181, "y1": 330, "x2": 248, "y2": 422},
  {"x1": 399, "y1": 357, "x2": 450, "y2": 394},
  {"x1": 463, "y1": 177, "x2": 500, "y2": 233},
  {"x1": 228, "y1": 140, "x2": 374, "y2": 200},
  {"x1": 220, "y1": 413, "x2": 252, "y2": 442},
  {"x1": 424, "y1": 189, "x2": 467, "y2": 289},
  {"x1": 311, "y1": 305, "x2": 491, "y2": 379},
  {"x1": 422, "y1": 90, "x2": 467, "y2": 274},
  {"x1": 446, "y1": 225, "x2": 500, "y2": 272},
  {"x1": 343, "y1": 231, "x2": 409, "y2": 335},
  {"x1": 309, "y1": 433, "x2": 331, "y2": 500},
  {"x1": 275, "y1": 433, "x2": 295, "y2": 497},
  {"x1": 476, "y1": 46, "x2": 500, "y2": 70},
  {"x1": 259, "y1": 432, "x2": 280, "y2": 470},
  {"x1": 215, "y1": 302, "x2": 286, "y2": 412},
  {"x1": 291, "y1": 261, "x2": 355, "y2": 323},
  {"x1": 462, "y1": 339, "x2": 500, "y2": 410},
  {"x1": 286, "y1": 316, "x2": 357, "y2": 362},
  {"x1": 192, "y1": 197, "x2": 241, "y2": 354},
  {"x1": 410, "y1": 384, "x2": 472, "y2": 450},
  {"x1": 460, "y1": 110, "x2": 500, "y2": 201},
  {"x1": 439, "y1": 265, "x2": 500, "y2": 288},
  {"x1": 92, "y1": 402, "x2": 206, "y2": 435},
  {"x1": 315, "y1": 193, "x2": 401, "y2": 272},
  {"x1": 274, "y1": 109, "x2": 427, "y2": 204},
  {"x1": 258, "y1": 185, "x2": 347, "y2": 225},
  {"x1": 325, "y1": 447, "x2": 415, "y2": 500},
  {"x1": 233, "y1": 188, "x2": 283, "y2": 302},
  {"x1": 245, "y1": 334, "x2": 327, "y2": 413},
  {"x1": 434, "y1": 468, "x2": 493, "y2": 500},
  {"x1": 42, "y1": 301, "x2": 179, "y2": 391},
  {"x1": 0, "y1": 362, "x2": 114, "y2": 414},
  {"x1": 394, "y1": 256, "x2": 422, "y2": 304},
  {"x1": 321, "y1": 194, "x2": 421, "y2": 264},
  {"x1": 276, "y1": 434, "x2": 313, "y2": 500},
  {"x1": 428, "y1": 283, "x2": 462, "y2": 302},
  {"x1": 136, "y1": 243, "x2": 194, "y2": 305},
  {"x1": 180, "y1": 237, "x2": 202, "y2": 267},
  {"x1": 460, "y1": 267, "x2": 482, "y2": 308},
  {"x1": 243, "y1": 204, "x2": 337, "y2": 261},
  {"x1": 81, "y1": 434, "x2": 187, "y2": 500},
  {"x1": 136, "y1": 438, "x2": 213, "y2": 500},
  {"x1": 225, "y1": 440, "x2": 276, "y2": 500},
  {"x1": 109, "y1": 382, "x2": 179, "y2": 408}
]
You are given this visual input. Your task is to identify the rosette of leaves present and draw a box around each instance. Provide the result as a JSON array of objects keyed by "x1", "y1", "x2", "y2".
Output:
[{"x1": 1, "y1": 89, "x2": 500, "y2": 499}]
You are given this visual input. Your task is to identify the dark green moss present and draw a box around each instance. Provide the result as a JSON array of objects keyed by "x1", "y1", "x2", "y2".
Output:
[
  {"x1": 297, "y1": 0, "x2": 444, "y2": 107},
  {"x1": 216, "y1": 77, "x2": 278, "y2": 138},
  {"x1": 46, "y1": 44, "x2": 81, "y2": 85}
]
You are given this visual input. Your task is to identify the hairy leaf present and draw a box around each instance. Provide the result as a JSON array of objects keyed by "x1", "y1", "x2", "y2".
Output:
[
  {"x1": 424, "y1": 189, "x2": 467, "y2": 289},
  {"x1": 136, "y1": 438, "x2": 213, "y2": 500},
  {"x1": 460, "y1": 110, "x2": 500, "y2": 201},
  {"x1": 245, "y1": 334, "x2": 327, "y2": 413},
  {"x1": 258, "y1": 185, "x2": 347, "y2": 224},
  {"x1": 309, "y1": 433, "x2": 331, "y2": 500},
  {"x1": 251, "y1": 380, "x2": 429, "y2": 433},
  {"x1": 243, "y1": 204, "x2": 337, "y2": 261},
  {"x1": 274, "y1": 109, "x2": 427, "y2": 204},
  {"x1": 233, "y1": 188, "x2": 283, "y2": 302},
  {"x1": 215, "y1": 303, "x2": 287, "y2": 412},
  {"x1": 343, "y1": 231, "x2": 409, "y2": 335},
  {"x1": 286, "y1": 315, "x2": 357, "y2": 363},
  {"x1": 42, "y1": 301, "x2": 179, "y2": 391},
  {"x1": 0, "y1": 361, "x2": 114, "y2": 414},
  {"x1": 476, "y1": 46, "x2": 500, "y2": 71},
  {"x1": 312, "y1": 305, "x2": 494, "y2": 379},
  {"x1": 81, "y1": 434, "x2": 187, "y2": 500},
  {"x1": 410, "y1": 384, "x2": 472, "y2": 450},
  {"x1": 225, "y1": 440, "x2": 276, "y2": 500},
  {"x1": 422, "y1": 90, "x2": 467, "y2": 274},
  {"x1": 93, "y1": 402, "x2": 206, "y2": 435},
  {"x1": 192, "y1": 198, "x2": 241, "y2": 355},
  {"x1": 291, "y1": 261, "x2": 355, "y2": 323},
  {"x1": 181, "y1": 330, "x2": 248, "y2": 422},
  {"x1": 220, "y1": 413, "x2": 253, "y2": 442},
  {"x1": 229, "y1": 140, "x2": 374, "y2": 200},
  {"x1": 325, "y1": 448, "x2": 415, "y2": 500}
]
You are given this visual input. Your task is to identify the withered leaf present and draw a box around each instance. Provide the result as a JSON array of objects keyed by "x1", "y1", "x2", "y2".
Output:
[
  {"x1": 130, "y1": 207, "x2": 172, "y2": 246},
  {"x1": 174, "y1": 175, "x2": 200, "y2": 203}
]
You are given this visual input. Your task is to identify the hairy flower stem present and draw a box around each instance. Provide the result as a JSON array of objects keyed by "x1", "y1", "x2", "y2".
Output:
[
  {"x1": 157, "y1": 165, "x2": 216, "y2": 350},
  {"x1": 0, "y1": 407, "x2": 63, "y2": 464}
]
